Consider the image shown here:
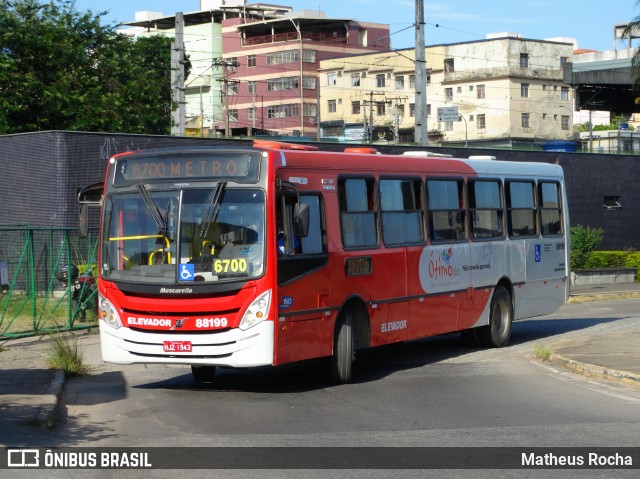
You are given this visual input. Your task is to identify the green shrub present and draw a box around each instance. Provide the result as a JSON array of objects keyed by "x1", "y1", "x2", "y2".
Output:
[
  {"x1": 570, "y1": 225, "x2": 603, "y2": 270},
  {"x1": 624, "y1": 252, "x2": 640, "y2": 282},
  {"x1": 584, "y1": 251, "x2": 627, "y2": 269}
]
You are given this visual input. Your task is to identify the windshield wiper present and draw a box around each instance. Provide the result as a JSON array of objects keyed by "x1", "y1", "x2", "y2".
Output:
[
  {"x1": 200, "y1": 181, "x2": 227, "y2": 239},
  {"x1": 137, "y1": 184, "x2": 166, "y2": 230}
]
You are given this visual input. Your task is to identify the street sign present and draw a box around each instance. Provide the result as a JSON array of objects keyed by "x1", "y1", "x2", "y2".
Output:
[{"x1": 437, "y1": 106, "x2": 459, "y2": 122}]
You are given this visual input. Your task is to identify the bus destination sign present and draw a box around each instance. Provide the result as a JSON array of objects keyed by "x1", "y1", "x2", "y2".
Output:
[{"x1": 113, "y1": 152, "x2": 260, "y2": 185}]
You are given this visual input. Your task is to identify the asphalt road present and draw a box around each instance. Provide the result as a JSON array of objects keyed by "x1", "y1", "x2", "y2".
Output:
[{"x1": 10, "y1": 299, "x2": 640, "y2": 479}]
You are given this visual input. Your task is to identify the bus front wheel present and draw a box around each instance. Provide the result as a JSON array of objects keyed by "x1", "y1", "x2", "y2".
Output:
[
  {"x1": 191, "y1": 365, "x2": 217, "y2": 383},
  {"x1": 330, "y1": 309, "x2": 354, "y2": 384},
  {"x1": 477, "y1": 286, "x2": 512, "y2": 348}
]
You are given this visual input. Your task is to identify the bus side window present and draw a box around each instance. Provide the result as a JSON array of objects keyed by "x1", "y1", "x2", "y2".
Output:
[
  {"x1": 338, "y1": 177, "x2": 378, "y2": 249},
  {"x1": 426, "y1": 179, "x2": 466, "y2": 242},
  {"x1": 469, "y1": 179, "x2": 504, "y2": 240},
  {"x1": 539, "y1": 182, "x2": 563, "y2": 236},
  {"x1": 506, "y1": 180, "x2": 537, "y2": 237}
]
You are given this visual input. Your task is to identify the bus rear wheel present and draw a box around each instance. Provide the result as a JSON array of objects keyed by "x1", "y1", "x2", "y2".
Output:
[
  {"x1": 330, "y1": 309, "x2": 354, "y2": 384},
  {"x1": 477, "y1": 286, "x2": 512, "y2": 348},
  {"x1": 191, "y1": 365, "x2": 217, "y2": 383}
]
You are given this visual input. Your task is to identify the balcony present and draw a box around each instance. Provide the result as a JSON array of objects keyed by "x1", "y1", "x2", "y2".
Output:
[{"x1": 243, "y1": 31, "x2": 347, "y2": 47}]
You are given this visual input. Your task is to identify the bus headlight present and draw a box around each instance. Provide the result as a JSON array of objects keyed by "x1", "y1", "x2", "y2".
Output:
[
  {"x1": 99, "y1": 294, "x2": 122, "y2": 330},
  {"x1": 239, "y1": 290, "x2": 271, "y2": 331}
]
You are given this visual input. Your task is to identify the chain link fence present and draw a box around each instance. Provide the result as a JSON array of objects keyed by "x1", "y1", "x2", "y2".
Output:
[{"x1": 0, "y1": 226, "x2": 99, "y2": 338}]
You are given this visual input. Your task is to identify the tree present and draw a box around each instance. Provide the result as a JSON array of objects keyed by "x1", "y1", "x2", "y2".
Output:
[{"x1": 0, "y1": 0, "x2": 176, "y2": 134}]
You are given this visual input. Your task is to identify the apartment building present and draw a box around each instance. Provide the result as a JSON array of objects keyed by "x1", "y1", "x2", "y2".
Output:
[
  {"x1": 221, "y1": 11, "x2": 390, "y2": 138},
  {"x1": 124, "y1": 1, "x2": 390, "y2": 138},
  {"x1": 319, "y1": 35, "x2": 575, "y2": 146}
]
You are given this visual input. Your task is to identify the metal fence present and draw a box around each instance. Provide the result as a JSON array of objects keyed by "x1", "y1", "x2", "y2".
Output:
[{"x1": 0, "y1": 226, "x2": 99, "y2": 338}]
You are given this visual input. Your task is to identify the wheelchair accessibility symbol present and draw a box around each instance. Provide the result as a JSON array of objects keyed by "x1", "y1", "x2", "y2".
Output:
[
  {"x1": 534, "y1": 244, "x2": 541, "y2": 263},
  {"x1": 180, "y1": 264, "x2": 195, "y2": 281}
]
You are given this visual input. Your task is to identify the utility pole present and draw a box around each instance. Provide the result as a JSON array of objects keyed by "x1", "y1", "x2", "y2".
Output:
[
  {"x1": 171, "y1": 12, "x2": 185, "y2": 136},
  {"x1": 362, "y1": 91, "x2": 385, "y2": 143},
  {"x1": 213, "y1": 58, "x2": 238, "y2": 138},
  {"x1": 414, "y1": 0, "x2": 428, "y2": 146}
]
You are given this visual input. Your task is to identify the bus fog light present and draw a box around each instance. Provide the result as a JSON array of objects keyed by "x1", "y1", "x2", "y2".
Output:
[
  {"x1": 99, "y1": 294, "x2": 122, "y2": 330},
  {"x1": 239, "y1": 290, "x2": 271, "y2": 330}
]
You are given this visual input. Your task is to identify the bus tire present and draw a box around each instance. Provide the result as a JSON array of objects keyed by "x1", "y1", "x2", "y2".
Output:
[
  {"x1": 330, "y1": 309, "x2": 354, "y2": 384},
  {"x1": 191, "y1": 365, "x2": 217, "y2": 383},
  {"x1": 477, "y1": 286, "x2": 512, "y2": 348}
]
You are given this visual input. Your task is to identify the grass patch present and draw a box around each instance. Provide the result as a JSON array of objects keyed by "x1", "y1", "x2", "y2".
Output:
[
  {"x1": 534, "y1": 344, "x2": 553, "y2": 361},
  {"x1": 47, "y1": 333, "x2": 90, "y2": 377}
]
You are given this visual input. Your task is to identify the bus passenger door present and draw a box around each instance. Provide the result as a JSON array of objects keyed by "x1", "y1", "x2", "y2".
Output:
[{"x1": 275, "y1": 192, "x2": 331, "y2": 365}]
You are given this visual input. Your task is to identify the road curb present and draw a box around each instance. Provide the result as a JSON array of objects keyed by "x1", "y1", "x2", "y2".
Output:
[
  {"x1": 568, "y1": 291, "x2": 640, "y2": 303},
  {"x1": 37, "y1": 370, "x2": 65, "y2": 429},
  {"x1": 551, "y1": 353, "x2": 640, "y2": 388}
]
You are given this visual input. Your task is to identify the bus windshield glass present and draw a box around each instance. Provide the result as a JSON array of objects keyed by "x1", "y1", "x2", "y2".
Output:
[{"x1": 101, "y1": 187, "x2": 265, "y2": 284}]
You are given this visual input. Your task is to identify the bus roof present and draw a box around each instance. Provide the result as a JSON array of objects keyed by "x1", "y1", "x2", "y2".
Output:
[{"x1": 253, "y1": 141, "x2": 564, "y2": 180}]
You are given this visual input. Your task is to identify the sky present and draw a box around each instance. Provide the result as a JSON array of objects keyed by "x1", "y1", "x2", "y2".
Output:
[{"x1": 73, "y1": 0, "x2": 640, "y2": 52}]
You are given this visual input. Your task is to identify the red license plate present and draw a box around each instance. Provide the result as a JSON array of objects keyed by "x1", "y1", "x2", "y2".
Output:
[{"x1": 163, "y1": 341, "x2": 192, "y2": 353}]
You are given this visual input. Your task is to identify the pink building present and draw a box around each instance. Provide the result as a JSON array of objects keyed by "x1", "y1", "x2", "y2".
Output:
[{"x1": 219, "y1": 11, "x2": 390, "y2": 138}]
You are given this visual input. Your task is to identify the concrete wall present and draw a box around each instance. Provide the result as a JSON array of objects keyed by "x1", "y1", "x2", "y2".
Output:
[{"x1": 1, "y1": 131, "x2": 639, "y2": 251}]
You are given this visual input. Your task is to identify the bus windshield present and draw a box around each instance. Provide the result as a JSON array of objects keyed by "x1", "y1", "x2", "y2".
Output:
[{"x1": 101, "y1": 187, "x2": 265, "y2": 284}]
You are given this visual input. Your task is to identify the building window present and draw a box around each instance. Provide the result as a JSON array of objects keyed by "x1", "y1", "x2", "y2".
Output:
[
  {"x1": 228, "y1": 109, "x2": 238, "y2": 123},
  {"x1": 445, "y1": 88, "x2": 453, "y2": 102},
  {"x1": 560, "y1": 56, "x2": 569, "y2": 68},
  {"x1": 267, "y1": 104, "x2": 299, "y2": 118},
  {"x1": 444, "y1": 58, "x2": 455, "y2": 72},
  {"x1": 561, "y1": 115, "x2": 570, "y2": 130},
  {"x1": 376, "y1": 74, "x2": 386, "y2": 88},
  {"x1": 302, "y1": 49, "x2": 316, "y2": 63},
  {"x1": 522, "y1": 113, "x2": 530, "y2": 129},
  {"x1": 409, "y1": 103, "x2": 415, "y2": 117},
  {"x1": 520, "y1": 53, "x2": 529, "y2": 68},
  {"x1": 227, "y1": 81, "x2": 238, "y2": 96},
  {"x1": 266, "y1": 50, "x2": 298, "y2": 65},
  {"x1": 445, "y1": 121, "x2": 453, "y2": 131},
  {"x1": 351, "y1": 73, "x2": 361, "y2": 87},
  {"x1": 477, "y1": 84, "x2": 485, "y2": 99},
  {"x1": 268, "y1": 77, "x2": 298, "y2": 91},
  {"x1": 303, "y1": 103, "x2": 317, "y2": 117},
  {"x1": 409, "y1": 74, "x2": 415, "y2": 89},
  {"x1": 395, "y1": 75, "x2": 405, "y2": 90},
  {"x1": 376, "y1": 101, "x2": 386, "y2": 116},
  {"x1": 352, "y1": 101, "x2": 361, "y2": 115},
  {"x1": 248, "y1": 107, "x2": 256, "y2": 121},
  {"x1": 247, "y1": 81, "x2": 256, "y2": 95},
  {"x1": 561, "y1": 86, "x2": 569, "y2": 101},
  {"x1": 477, "y1": 114, "x2": 486, "y2": 129},
  {"x1": 247, "y1": 54, "x2": 256, "y2": 68},
  {"x1": 302, "y1": 76, "x2": 316, "y2": 89},
  {"x1": 521, "y1": 83, "x2": 529, "y2": 98},
  {"x1": 328, "y1": 99, "x2": 337, "y2": 113},
  {"x1": 327, "y1": 72, "x2": 338, "y2": 86}
]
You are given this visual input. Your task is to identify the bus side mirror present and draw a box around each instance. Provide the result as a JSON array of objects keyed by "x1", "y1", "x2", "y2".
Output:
[
  {"x1": 79, "y1": 204, "x2": 89, "y2": 238},
  {"x1": 293, "y1": 203, "x2": 310, "y2": 237}
]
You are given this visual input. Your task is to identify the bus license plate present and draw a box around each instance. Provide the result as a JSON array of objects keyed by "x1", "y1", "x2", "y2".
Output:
[{"x1": 163, "y1": 341, "x2": 192, "y2": 353}]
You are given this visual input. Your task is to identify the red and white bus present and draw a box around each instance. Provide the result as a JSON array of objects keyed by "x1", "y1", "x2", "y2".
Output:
[{"x1": 82, "y1": 140, "x2": 569, "y2": 383}]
